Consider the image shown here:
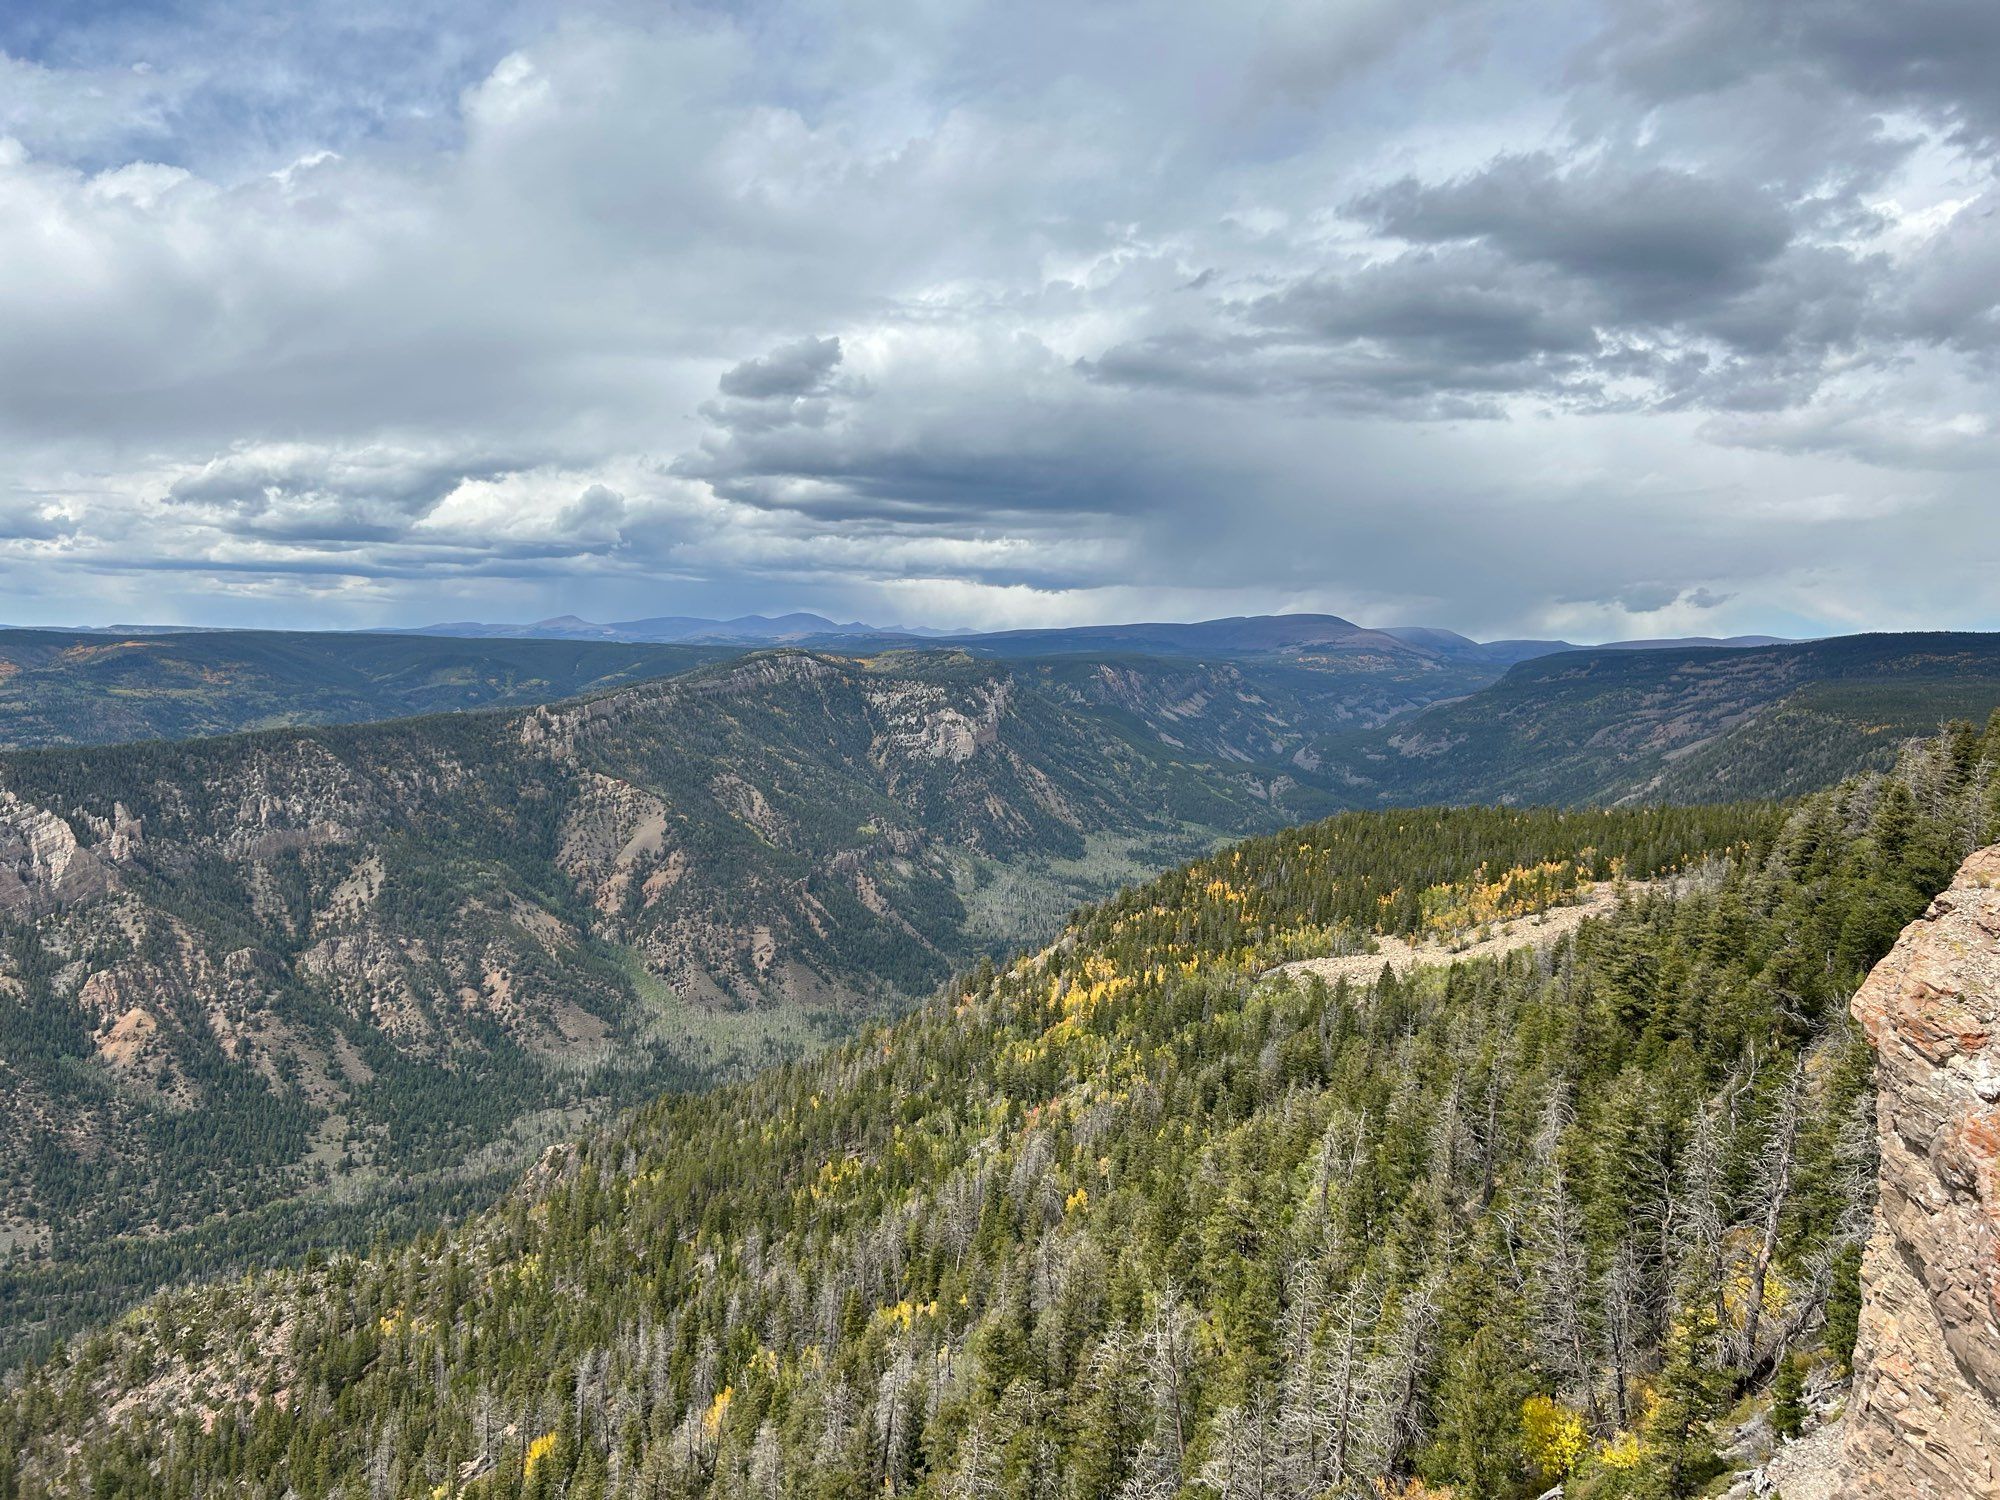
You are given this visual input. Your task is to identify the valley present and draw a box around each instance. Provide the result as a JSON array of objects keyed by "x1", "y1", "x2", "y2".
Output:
[
  {"x1": 0, "y1": 648, "x2": 1322, "y2": 1357},
  {"x1": 5, "y1": 722, "x2": 1987, "y2": 1496},
  {"x1": 0, "y1": 620, "x2": 1993, "y2": 1491},
  {"x1": 6, "y1": 624, "x2": 2000, "y2": 1367}
]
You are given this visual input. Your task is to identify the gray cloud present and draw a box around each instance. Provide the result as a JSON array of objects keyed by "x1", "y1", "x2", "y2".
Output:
[
  {"x1": 1895, "y1": 198, "x2": 2000, "y2": 353},
  {"x1": 0, "y1": 0, "x2": 1993, "y2": 637},
  {"x1": 1594, "y1": 0, "x2": 2000, "y2": 145},
  {"x1": 1609, "y1": 583, "x2": 1683, "y2": 613},
  {"x1": 1085, "y1": 147, "x2": 1893, "y2": 419},
  {"x1": 718, "y1": 337, "x2": 844, "y2": 400},
  {"x1": 1574, "y1": 583, "x2": 1738, "y2": 615},
  {"x1": 1353, "y1": 156, "x2": 1794, "y2": 314},
  {"x1": 160, "y1": 446, "x2": 519, "y2": 543},
  {"x1": 679, "y1": 337, "x2": 1150, "y2": 535}
]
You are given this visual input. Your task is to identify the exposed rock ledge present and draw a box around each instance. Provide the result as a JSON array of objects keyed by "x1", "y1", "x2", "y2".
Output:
[{"x1": 1838, "y1": 845, "x2": 2000, "y2": 1496}]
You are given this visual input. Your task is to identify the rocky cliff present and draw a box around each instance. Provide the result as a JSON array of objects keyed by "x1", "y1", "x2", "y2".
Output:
[{"x1": 1841, "y1": 845, "x2": 2000, "y2": 1495}]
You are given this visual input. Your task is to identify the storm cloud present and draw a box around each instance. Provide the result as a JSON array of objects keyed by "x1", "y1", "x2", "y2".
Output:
[{"x1": 0, "y1": 0, "x2": 1996, "y2": 637}]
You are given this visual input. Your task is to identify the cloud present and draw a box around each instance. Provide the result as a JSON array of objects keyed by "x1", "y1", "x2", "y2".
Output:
[
  {"x1": 1353, "y1": 156, "x2": 1794, "y2": 313},
  {"x1": 1084, "y1": 243, "x2": 1612, "y2": 416},
  {"x1": 1569, "y1": 582, "x2": 1737, "y2": 615},
  {"x1": 160, "y1": 444, "x2": 516, "y2": 544},
  {"x1": 1592, "y1": 0, "x2": 2000, "y2": 146},
  {"x1": 718, "y1": 337, "x2": 844, "y2": 400},
  {"x1": 0, "y1": 0, "x2": 566, "y2": 171},
  {"x1": 1701, "y1": 385, "x2": 2000, "y2": 470},
  {"x1": 678, "y1": 332, "x2": 1156, "y2": 534},
  {"x1": 0, "y1": 0, "x2": 1993, "y2": 637},
  {"x1": 1090, "y1": 145, "x2": 1895, "y2": 419},
  {"x1": 1247, "y1": 0, "x2": 1489, "y2": 103}
]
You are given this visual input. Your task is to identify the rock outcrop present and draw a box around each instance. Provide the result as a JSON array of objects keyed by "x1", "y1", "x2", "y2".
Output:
[
  {"x1": 0, "y1": 789, "x2": 112, "y2": 911},
  {"x1": 1839, "y1": 845, "x2": 2000, "y2": 1496}
]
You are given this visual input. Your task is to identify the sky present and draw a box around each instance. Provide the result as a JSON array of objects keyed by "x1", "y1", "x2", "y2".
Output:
[{"x1": 1, "y1": 0, "x2": 1998, "y2": 640}]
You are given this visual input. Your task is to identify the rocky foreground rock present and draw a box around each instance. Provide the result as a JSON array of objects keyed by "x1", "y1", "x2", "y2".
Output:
[{"x1": 1840, "y1": 845, "x2": 2000, "y2": 1495}]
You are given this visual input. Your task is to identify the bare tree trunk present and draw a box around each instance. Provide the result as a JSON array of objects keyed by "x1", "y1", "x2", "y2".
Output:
[{"x1": 1740, "y1": 1060, "x2": 1804, "y2": 1369}]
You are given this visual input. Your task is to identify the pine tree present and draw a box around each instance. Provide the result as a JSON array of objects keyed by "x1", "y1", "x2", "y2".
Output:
[
  {"x1": 1428, "y1": 1324, "x2": 1527, "y2": 1500},
  {"x1": 1640, "y1": 1306, "x2": 1728, "y2": 1500},
  {"x1": 1770, "y1": 1354, "x2": 1807, "y2": 1440}
]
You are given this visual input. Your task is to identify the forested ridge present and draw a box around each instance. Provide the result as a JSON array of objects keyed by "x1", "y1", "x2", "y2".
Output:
[
  {"x1": 0, "y1": 631, "x2": 739, "y2": 749},
  {"x1": 1312, "y1": 632, "x2": 2000, "y2": 808},
  {"x1": 7, "y1": 720, "x2": 1996, "y2": 1497}
]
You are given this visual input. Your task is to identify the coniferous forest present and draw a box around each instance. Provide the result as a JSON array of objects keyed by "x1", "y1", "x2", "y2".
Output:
[{"x1": 7, "y1": 720, "x2": 1996, "y2": 1498}]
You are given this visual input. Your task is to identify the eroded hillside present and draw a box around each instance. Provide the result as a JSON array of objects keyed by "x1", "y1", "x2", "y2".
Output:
[{"x1": 0, "y1": 651, "x2": 1304, "y2": 1358}]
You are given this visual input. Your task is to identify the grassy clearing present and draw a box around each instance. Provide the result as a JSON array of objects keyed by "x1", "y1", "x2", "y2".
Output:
[
  {"x1": 616, "y1": 948, "x2": 837, "y2": 1080},
  {"x1": 954, "y1": 824, "x2": 1231, "y2": 954}
]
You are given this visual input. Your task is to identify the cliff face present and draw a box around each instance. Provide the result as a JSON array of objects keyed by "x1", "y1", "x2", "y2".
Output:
[{"x1": 1841, "y1": 845, "x2": 2000, "y2": 1495}]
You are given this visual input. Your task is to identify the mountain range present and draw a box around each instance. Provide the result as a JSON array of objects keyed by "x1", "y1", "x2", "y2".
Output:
[
  {"x1": 388, "y1": 612, "x2": 925, "y2": 645},
  {"x1": 7, "y1": 720, "x2": 1988, "y2": 1497},
  {"x1": 383, "y1": 608, "x2": 1796, "y2": 659},
  {"x1": 3, "y1": 617, "x2": 1999, "y2": 1371},
  {"x1": 0, "y1": 614, "x2": 1801, "y2": 756}
]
